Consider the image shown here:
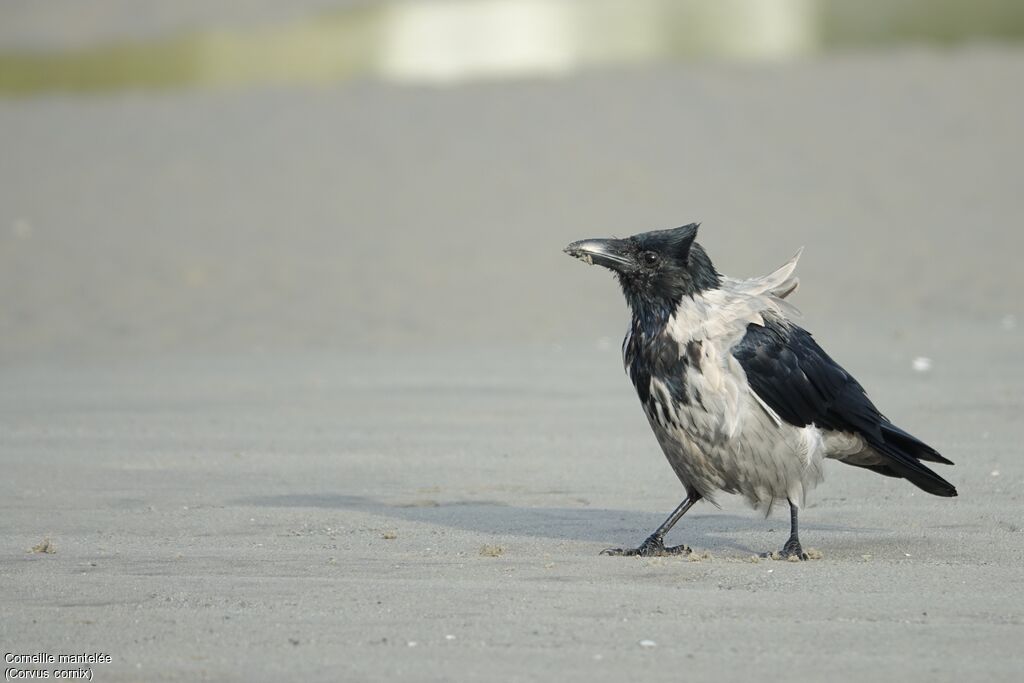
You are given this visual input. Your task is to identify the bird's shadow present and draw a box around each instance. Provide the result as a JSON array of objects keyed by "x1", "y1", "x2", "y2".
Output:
[{"x1": 233, "y1": 493, "x2": 869, "y2": 555}]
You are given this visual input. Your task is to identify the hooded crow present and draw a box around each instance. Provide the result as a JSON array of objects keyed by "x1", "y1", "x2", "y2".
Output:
[{"x1": 564, "y1": 223, "x2": 956, "y2": 559}]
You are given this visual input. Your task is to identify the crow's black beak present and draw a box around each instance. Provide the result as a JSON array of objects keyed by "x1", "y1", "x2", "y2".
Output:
[{"x1": 563, "y1": 238, "x2": 632, "y2": 272}]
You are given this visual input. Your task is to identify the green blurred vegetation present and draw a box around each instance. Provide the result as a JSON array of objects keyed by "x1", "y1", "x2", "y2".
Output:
[{"x1": 1, "y1": 0, "x2": 1022, "y2": 96}]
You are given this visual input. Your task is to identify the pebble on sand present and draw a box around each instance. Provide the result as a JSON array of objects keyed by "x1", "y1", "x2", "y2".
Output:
[{"x1": 29, "y1": 538, "x2": 55, "y2": 554}]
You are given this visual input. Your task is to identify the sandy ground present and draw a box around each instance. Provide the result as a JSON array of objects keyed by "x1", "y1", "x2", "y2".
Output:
[{"x1": 1, "y1": 30, "x2": 1024, "y2": 683}]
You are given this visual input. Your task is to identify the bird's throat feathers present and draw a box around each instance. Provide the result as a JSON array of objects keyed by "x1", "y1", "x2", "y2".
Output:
[{"x1": 620, "y1": 242, "x2": 721, "y2": 336}]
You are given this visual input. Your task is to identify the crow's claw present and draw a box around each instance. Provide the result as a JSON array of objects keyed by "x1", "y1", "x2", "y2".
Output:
[
  {"x1": 600, "y1": 533, "x2": 691, "y2": 557},
  {"x1": 762, "y1": 538, "x2": 808, "y2": 561}
]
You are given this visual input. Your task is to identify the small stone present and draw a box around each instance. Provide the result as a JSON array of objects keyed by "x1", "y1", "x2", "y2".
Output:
[
  {"x1": 479, "y1": 544, "x2": 504, "y2": 557},
  {"x1": 911, "y1": 357, "x2": 932, "y2": 373}
]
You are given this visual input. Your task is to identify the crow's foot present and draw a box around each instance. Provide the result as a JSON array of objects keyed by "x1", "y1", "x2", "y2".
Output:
[
  {"x1": 762, "y1": 537, "x2": 808, "y2": 561},
  {"x1": 781, "y1": 537, "x2": 808, "y2": 560},
  {"x1": 600, "y1": 533, "x2": 691, "y2": 557}
]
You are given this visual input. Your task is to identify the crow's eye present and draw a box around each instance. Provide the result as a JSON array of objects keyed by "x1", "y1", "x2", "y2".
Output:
[{"x1": 641, "y1": 251, "x2": 659, "y2": 266}]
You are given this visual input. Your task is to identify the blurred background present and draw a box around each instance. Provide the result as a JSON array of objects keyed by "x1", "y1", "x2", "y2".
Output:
[{"x1": 1, "y1": 0, "x2": 1022, "y2": 364}]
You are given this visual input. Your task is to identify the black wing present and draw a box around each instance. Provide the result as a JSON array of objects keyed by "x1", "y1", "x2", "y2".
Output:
[{"x1": 733, "y1": 317, "x2": 956, "y2": 497}]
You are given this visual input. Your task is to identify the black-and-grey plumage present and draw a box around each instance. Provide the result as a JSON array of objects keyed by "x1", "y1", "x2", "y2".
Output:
[{"x1": 564, "y1": 223, "x2": 956, "y2": 558}]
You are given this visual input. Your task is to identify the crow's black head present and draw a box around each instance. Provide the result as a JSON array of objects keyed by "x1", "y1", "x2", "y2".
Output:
[{"x1": 564, "y1": 223, "x2": 721, "y2": 313}]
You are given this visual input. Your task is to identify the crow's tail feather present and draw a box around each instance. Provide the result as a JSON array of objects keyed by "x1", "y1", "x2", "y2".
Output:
[
  {"x1": 866, "y1": 426, "x2": 957, "y2": 497},
  {"x1": 879, "y1": 423, "x2": 954, "y2": 465}
]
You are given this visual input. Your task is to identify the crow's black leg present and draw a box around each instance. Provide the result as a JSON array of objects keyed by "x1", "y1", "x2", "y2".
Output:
[
  {"x1": 601, "y1": 493, "x2": 700, "y2": 557},
  {"x1": 777, "y1": 499, "x2": 808, "y2": 560}
]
